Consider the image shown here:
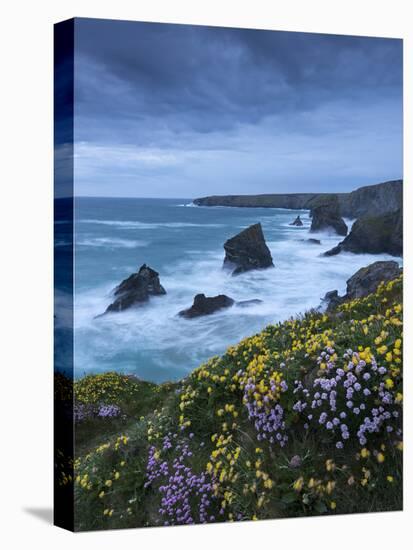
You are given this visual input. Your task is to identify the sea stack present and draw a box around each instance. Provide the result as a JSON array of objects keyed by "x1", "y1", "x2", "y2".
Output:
[
  {"x1": 223, "y1": 223, "x2": 274, "y2": 275},
  {"x1": 310, "y1": 196, "x2": 348, "y2": 236},
  {"x1": 104, "y1": 264, "x2": 166, "y2": 313},
  {"x1": 178, "y1": 294, "x2": 235, "y2": 318},
  {"x1": 290, "y1": 215, "x2": 303, "y2": 226}
]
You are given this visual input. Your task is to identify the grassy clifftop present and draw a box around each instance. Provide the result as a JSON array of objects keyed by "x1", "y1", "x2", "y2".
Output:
[{"x1": 56, "y1": 274, "x2": 403, "y2": 530}]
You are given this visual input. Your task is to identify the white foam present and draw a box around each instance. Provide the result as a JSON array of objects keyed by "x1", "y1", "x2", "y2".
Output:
[
  {"x1": 76, "y1": 237, "x2": 148, "y2": 249},
  {"x1": 79, "y1": 219, "x2": 225, "y2": 229}
]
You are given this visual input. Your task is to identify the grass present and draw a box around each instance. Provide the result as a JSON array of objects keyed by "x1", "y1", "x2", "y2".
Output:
[{"x1": 55, "y1": 274, "x2": 403, "y2": 531}]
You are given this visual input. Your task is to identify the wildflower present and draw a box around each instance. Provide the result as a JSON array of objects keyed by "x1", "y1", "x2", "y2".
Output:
[
  {"x1": 293, "y1": 477, "x2": 304, "y2": 492},
  {"x1": 377, "y1": 453, "x2": 385, "y2": 463},
  {"x1": 289, "y1": 455, "x2": 302, "y2": 469}
]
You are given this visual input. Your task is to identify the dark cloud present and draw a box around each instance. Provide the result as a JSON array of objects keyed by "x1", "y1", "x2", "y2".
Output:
[{"x1": 70, "y1": 18, "x2": 402, "y2": 197}]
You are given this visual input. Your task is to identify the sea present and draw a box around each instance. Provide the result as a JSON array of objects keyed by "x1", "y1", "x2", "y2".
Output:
[{"x1": 55, "y1": 197, "x2": 402, "y2": 383}]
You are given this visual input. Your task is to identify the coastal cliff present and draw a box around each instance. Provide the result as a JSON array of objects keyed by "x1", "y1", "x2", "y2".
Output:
[{"x1": 193, "y1": 179, "x2": 402, "y2": 218}]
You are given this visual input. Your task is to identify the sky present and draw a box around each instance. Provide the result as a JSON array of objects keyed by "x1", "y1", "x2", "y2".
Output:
[{"x1": 67, "y1": 18, "x2": 402, "y2": 198}]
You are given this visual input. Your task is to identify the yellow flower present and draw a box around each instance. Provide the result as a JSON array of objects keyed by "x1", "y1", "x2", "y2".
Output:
[
  {"x1": 99, "y1": 491, "x2": 105, "y2": 498},
  {"x1": 360, "y1": 448, "x2": 370, "y2": 458},
  {"x1": 293, "y1": 477, "x2": 304, "y2": 492},
  {"x1": 264, "y1": 478, "x2": 273, "y2": 489},
  {"x1": 330, "y1": 501, "x2": 336, "y2": 510},
  {"x1": 386, "y1": 475, "x2": 394, "y2": 483},
  {"x1": 385, "y1": 378, "x2": 394, "y2": 389},
  {"x1": 376, "y1": 452, "x2": 385, "y2": 463},
  {"x1": 105, "y1": 479, "x2": 112, "y2": 487}
]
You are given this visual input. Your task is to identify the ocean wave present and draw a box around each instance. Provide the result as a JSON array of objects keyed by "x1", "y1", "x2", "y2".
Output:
[
  {"x1": 79, "y1": 219, "x2": 225, "y2": 229},
  {"x1": 76, "y1": 237, "x2": 148, "y2": 249}
]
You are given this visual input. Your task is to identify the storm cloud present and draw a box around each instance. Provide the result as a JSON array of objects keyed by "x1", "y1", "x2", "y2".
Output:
[{"x1": 71, "y1": 18, "x2": 402, "y2": 197}]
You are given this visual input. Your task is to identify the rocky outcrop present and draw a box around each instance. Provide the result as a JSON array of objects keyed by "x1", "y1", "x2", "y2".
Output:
[
  {"x1": 324, "y1": 209, "x2": 402, "y2": 257},
  {"x1": 322, "y1": 290, "x2": 343, "y2": 311},
  {"x1": 178, "y1": 294, "x2": 234, "y2": 318},
  {"x1": 290, "y1": 215, "x2": 303, "y2": 226},
  {"x1": 345, "y1": 261, "x2": 401, "y2": 300},
  {"x1": 223, "y1": 223, "x2": 274, "y2": 275},
  {"x1": 194, "y1": 179, "x2": 402, "y2": 219},
  {"x1": 104, "y1": 264, "x2": 166, "y2": 313},
  {"x1": 323, "y1": 261, "x2": 401, "y2": 310},
  {"x1": 310, "y1": 195, "x2": 348, "y2": 236}
]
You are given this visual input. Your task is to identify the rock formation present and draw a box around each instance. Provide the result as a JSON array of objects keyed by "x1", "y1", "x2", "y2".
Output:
[
  {"x1": 345, "y1": 261, "x2": 401, "y2": 300},
  {"x1": 310, "y1": 195, "x2": 348, "y2": 236},
  {"x1": 290, "y1": 215, "x2": 303, "y2": 226},
  {"x1": 223, "y1": 223, "x2": 274, "y2": 275},
  {"x1": 323, "y1": 261, "x2": 401, "y2": 310},
  {"x1": 178, "y1": 294, "x2": 234, "y2": 318},
  {"x1": 324, "y1": 209, "x2": 402, "y2": 257},
  {"x1": 104, "y1": 264, "x2": 166, "y2": 313}
]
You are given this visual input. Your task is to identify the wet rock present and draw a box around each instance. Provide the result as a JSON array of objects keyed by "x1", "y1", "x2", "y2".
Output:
[
  {"x1": 323, "y1": 290, "x2": 343, "y2": 311},
  {"x1": 223, "y1": 223, "x2": 274, "y2": 275},
  {"x1": 104, "y1": 264, "x2": 166, "y2": 313},
  {"x1": 310, "y1": 195, "x2": 348, "y2": 236},
  {"x1": 290, "y1": 215, "x2": 303, "y2": 226},
  {"x1": 324, "y1": 209, "x2": 402, "y2": 257},
  {"x1": 178, "y1": 294, "x2": 235, "y2": 319}
]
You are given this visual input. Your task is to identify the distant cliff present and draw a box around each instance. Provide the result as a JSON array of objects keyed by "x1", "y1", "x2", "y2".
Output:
[{"x1": 193, "y1": 179, "x2": 402, "y2": 219}]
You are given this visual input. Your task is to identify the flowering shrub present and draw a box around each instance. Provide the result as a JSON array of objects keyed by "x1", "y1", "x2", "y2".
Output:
[
  {"x1": 145, "y1": 434, "x2": 217, "y2": 525},
  {"x1": 293, "y1": 347, "x2": 402, "y2": 449},
  {"x1": 74, "y1": 403, "x2": 121, "y2": 422}
]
